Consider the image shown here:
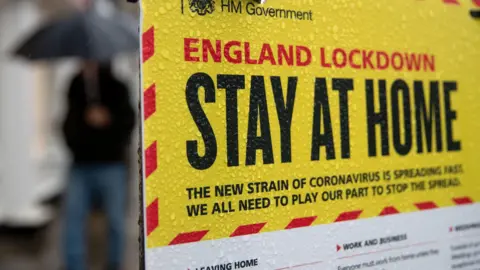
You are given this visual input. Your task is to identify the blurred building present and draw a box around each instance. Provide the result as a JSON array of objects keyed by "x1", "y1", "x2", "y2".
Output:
[{"x1": 0, "y1": 0, "x2": 139, "y2": 228}]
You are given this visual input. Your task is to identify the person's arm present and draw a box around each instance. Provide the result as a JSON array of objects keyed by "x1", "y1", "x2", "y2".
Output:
[
  {"x1": 109, "y1": 82, "x2": 135, "y2": 144},
  {"x1": 62, "y1": 77, "x2": 83, "y2": 152}
]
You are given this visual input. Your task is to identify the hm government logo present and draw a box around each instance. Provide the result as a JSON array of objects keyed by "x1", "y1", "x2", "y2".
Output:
[
  {"x1": 182, "y1": 0, "x2": 314, "y2": 21},
  {"x1": 188, "y1": 0, "x2": 215, "y2": 16}
]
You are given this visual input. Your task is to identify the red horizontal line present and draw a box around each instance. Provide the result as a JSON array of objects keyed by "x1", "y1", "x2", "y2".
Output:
[
  {"x1": 285, "y1": 216, "x2": 317, "y2": 229},
  {"x1": 449, "y1": 233, "x2": 480, "y2": 241},
  {"x1": 379, "y1": 206, "x2": 400, "y2": 216},
  {"x1": 230, "y1": 223, "x2": 266, "y2": 237},
  {"x1": 443, "y1": 0, "x2": 460, "y2": 5},
  {"x1": 335, "y1": 210, "x2": 362, "y2": 222},
  {"x1": 275, "y1": 260, "x2": 324, "y2": 270},
  {"x1": 276, "y1": 239, "x2": 439, "y2": 269},
  {"x1": 169, "y1": 230, "x2": 209, "y2": 245},
  {"x1": 453, "y1": 197, "x2": 473, "y2": 205},
  {"x1": 337, "y1": 240, "x2": 438, "y2": 260},
  {"x1": 415, "y1": 201, "x2": 438, "y2": 210}
]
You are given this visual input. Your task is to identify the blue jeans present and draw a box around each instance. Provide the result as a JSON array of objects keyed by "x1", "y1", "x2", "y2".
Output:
[{"x1": 63, "y1": 163, "x2": 126, "y2": 270}]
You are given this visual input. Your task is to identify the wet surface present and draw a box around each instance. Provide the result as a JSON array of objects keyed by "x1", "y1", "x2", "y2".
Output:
[{"x1": 0, "y1": 184, "x2": 140, "y2": 270}]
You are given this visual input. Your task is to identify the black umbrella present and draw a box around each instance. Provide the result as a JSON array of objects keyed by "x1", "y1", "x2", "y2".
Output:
[
  {"x1": 14, "y1": 8, "x2": 139, "y2": 61},
  {"x1": 14, "y1": 7, "x2": 139, "y2": 103}
]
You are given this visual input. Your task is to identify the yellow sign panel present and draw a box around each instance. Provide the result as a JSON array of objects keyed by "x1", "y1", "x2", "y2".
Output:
[{"x1": 141, "y1": 0, "x2": 480, "y2": 248}]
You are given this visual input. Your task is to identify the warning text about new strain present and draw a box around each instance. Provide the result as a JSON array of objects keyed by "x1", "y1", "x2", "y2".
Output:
[
  {"x1": 185, "y1": 165, "x2": 464, "y2": 217},
  {"x1": 183, "y1": 38, "x2": 461, "y2": 171}
]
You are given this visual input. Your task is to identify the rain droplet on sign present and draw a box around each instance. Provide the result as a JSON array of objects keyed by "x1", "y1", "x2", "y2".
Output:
[{"x1": 161, "y1": 50, "x2": 170, "y2": 59}]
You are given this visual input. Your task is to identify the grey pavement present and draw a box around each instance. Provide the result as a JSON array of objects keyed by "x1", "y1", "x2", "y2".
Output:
[{"x1": 0, "y1": 179, "x2": 140, "y2": 270}]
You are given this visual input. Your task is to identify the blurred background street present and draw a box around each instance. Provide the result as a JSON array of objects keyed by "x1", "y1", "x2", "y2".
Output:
[
  {"x1": 0, "y1": 0, "x2": 141, "y2": 269},
  {"x1": 0, "y1": 189, "x2": 140, "y2": 270}
]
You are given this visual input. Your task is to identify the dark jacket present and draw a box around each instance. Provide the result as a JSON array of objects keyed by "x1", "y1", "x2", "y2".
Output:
[{"x1": 62, "y1": 70, "x2": 135, "y2": 164}]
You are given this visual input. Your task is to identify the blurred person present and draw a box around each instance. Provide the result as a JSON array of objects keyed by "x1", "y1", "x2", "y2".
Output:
[{"x1": 62, "y1": 61, "x2": 135, "y2": 270}]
